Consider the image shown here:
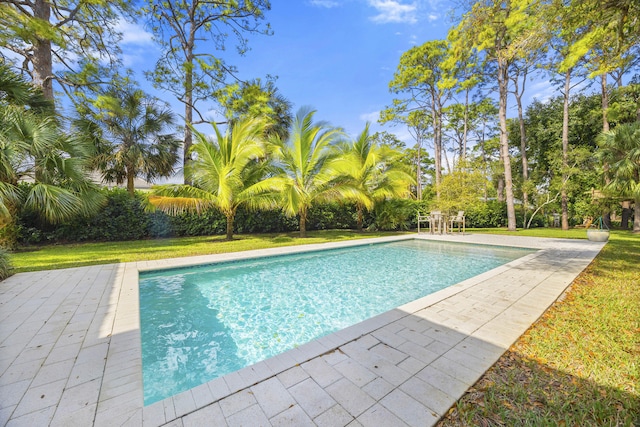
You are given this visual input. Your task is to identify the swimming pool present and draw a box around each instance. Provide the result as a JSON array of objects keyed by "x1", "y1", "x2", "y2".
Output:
[{"x1": 139, "y1": 239, "x2": 534, "y2": 405}]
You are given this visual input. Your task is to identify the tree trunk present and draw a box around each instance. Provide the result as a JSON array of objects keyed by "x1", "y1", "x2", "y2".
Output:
[
  {"x1": 442, "y1": 147, "x2": 451, "y2": 174},
  {"x1": 514, "y1": 70, "x2": 529, "y2": 228},
  {"x1": 416, "y1": 142, "x2": 422, "y2": 200},
  {"x1": 432, "y1": 92, "x2": 442, "y2": 200},
  {"x1": 561, "y1": 70, "x2": 571, "y2": 231},
  {"x1": 601, "y1": 74, "x2": 612, "y2": 228},
  {"x1": 601, "y1": 74, "x2": 610, "y2": 132},
  {"x1": 127, "y1": 171, "x2": 135, "y2": 196},
  {"x1": 621, "y1": 200, "x2": 631, "y2": 229},
  {"x1": 183, "y1": 23, "x2": 197, "y2": 185},
  {"x1": 462, "y1": 88, "x2": 469, "y2": 160},
  {"x1": 497, "y1": 176, "x2": 504, "y2": 202},
  {"x1": 634, "y1": 198, "x2": 640, "y2": 233},
  {"x1": 32, "y1": 0, "x2": 54, "y2": 101},
  {"x1": 184, "y1": 60, "x2": 194, "y2": 184},
  {"x1": 497, "y1": 58, "x2": 516, "y2": 231},
  {"x1": 226, "y1": 213, "x2": 234, "y2": 240},
  {"x1": 299, "y1": 206, "x2": 307, "y2": 238}
]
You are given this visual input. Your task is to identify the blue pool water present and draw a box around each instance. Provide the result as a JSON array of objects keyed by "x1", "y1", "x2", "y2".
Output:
[{"x1": 139, "y1": 239, "x2": 533, "y2": 405}]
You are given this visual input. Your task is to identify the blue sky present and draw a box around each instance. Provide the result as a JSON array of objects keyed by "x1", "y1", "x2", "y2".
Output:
[{"x1": 117, "y1": 0, "x2": 557, "y2": 145}]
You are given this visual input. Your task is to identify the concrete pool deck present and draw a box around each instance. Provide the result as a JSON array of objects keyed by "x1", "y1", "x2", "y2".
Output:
[{"x1": 0, "y1": 233, "x2": 605, "y2": 426}]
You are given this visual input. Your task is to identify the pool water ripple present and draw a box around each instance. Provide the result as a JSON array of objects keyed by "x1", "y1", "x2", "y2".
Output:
[{"x1": 139, "y1": 239, "x2": 533, "y2": 405}]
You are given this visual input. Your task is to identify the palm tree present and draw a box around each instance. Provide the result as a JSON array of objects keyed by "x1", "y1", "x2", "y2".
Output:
[
  {"x1": 271, "y1": 107, "x2": 365, "y2": 237},
  {"x1": 0, "y1": 66, "x2": 103, "y2": 245},
  {"x1": 148, "y1": 117, "x2": 280, "y2": 240},
  {"x1": 77, "y1": 86, "x2": 180, "y2": 195},
  {"x1": 332, "y1": 123, "x2": 415, "y2": 231},
  {"x1": 597, "y1": 122, "x2": 640, "y2": 232}
]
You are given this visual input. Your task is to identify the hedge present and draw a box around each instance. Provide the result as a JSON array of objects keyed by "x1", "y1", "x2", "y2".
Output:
[
  {"x1": 16, "y1": 189, "x2": 425, "y2": 245},
  {"x1": 16, "y1": 189, "x2": 540, "y2": 246}
]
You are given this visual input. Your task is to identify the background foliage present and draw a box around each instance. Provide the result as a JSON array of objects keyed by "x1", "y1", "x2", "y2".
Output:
[{"x1": 16, "y1": 189, "x2": 430, "y2": 244}]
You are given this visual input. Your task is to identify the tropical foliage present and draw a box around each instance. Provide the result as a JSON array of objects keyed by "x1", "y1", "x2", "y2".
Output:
[
  {"x1": 0, "y1": 65, "x2": 103, "y2": 247},
  {"x1": 597, "y1": 122, "x2": 640, "y2": 232},
  {"x1": 270, "y1": 107, "x2": 364, "y2": 237},
  {"x1": 76, "y1": 85, "x2": 180, "y2": 195},
  {"x1": 332, "y1": 123, "x2": 414, "y2": 231},
  {"x1": 148, "y1": 117, "x2": 280, "y2": 240}
]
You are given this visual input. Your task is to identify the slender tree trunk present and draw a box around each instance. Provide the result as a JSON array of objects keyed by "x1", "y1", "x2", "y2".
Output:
[
  {"x1": 299, "y1": 206, "x2": 307, "y2": 238},
  {"x1": 497, "y1": 177, "x2": 505, "y2": 202},
  {"x1": 514, "y1": 69, "x2": 529, "y2": 228},
  {"x1": 183, "y1": 24, "x2": 196, "y2": 184},
  {"x1": 497, "y1": 58, "x2": 516, "y2": 231},
  {"x1": 32, "y1": 0, "x2": 54, "y2": 101},
  {"x1": 184, "y1": 62, "x2": 193, "y2": 184},
  {"x1": 561, "y1": 70, "x2": 571, "y2": 231},
  {"x1": 225, "y1": 213, "x2": 234, "y2": 240},
  {"x1": 127, "y1": 171, "x2": 135, "y2": 196},
  {"x1": 634, "y1": 197, "x2": 640, "y2": 233},
  {"x1": 462, "y1": 88, "x2": 469, "y2": 160},
  {"x1": 432, "y1": 93, "x2": 442, "y2": 200},
  {"x1": 443, "y1": 148, "x2": 451, "y2": 174},
  {"x1": 601, "y1": 74, "x2": 610, "y2": 132},
  {"x1": 416, "y1": 142, "x2": 422, "y2": 200},
  {"x1": 601, "y1": 74, "x2": 612, "y2": 228},
  {"x1": 621, "y1": 200, "x2": 631, "y2": 229}
]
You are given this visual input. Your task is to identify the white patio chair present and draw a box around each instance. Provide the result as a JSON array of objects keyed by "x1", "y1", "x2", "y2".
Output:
[
  {"x1": 448, "y1": 210, "x2": 465, "y2": 234},
  {"x1": 429, "y1": 210, "x2": 443, "y2": 234}
]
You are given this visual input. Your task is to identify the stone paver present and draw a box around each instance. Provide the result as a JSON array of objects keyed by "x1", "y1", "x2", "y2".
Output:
[{"x1": 0, "y1": 234, "x2": 604, "y2": 426}]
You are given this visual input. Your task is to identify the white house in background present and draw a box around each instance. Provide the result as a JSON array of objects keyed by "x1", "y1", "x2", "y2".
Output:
[{"x1": 88, "y1": 171, "x2": 154, "y2": 191}]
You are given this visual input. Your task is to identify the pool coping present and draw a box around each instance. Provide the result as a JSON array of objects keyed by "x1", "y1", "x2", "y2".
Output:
[{"x1": 0, "y1": 233, "x2": 606, "y2": 426}]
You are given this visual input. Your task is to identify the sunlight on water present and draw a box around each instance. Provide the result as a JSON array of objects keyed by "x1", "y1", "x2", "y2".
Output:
[{"x1": 139, "y1": 239, "x2": 533, "y2": 405}]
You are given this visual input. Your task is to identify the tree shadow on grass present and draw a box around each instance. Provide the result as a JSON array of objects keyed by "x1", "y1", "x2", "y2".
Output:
[{"x1": 438, "y1": 349, "x2": 640, "y2": 426}]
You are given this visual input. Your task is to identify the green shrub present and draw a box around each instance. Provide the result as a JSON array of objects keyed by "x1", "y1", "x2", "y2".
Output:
[
  {"x1": 17, "y1": 188, "x2": 150, "y2": 243},
  {"x1": 370, "y1": 198, "x2": 421, "y2": 231},
  {"x1": 235, "y1": 208, "x2": 298, "y2": 233},
  {"x1": 308, "y1": 202, "x2": 358, "y2": 230},
  {"x1": 15, "y1": 187, "x2": 427, "y2": 244},
  {"x1": 465, "y1": 201, "x2": 507, "y2": 228},
  {"x1": 0, "y1": 248, "x2": 12, "y2": 280}
]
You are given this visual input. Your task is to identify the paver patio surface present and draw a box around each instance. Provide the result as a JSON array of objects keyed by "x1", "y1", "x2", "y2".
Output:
[{"x1": 0, "y1": 234, "x2": 605, "y2": 426}]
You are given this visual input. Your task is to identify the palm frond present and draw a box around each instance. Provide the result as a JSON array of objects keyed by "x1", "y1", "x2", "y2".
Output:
[
  {"x1": 23, "y1": 184, "x2": 85, "y2": 224},
  {"x1": 147, "y1": 195, "x2": 215, "y2": 215}
]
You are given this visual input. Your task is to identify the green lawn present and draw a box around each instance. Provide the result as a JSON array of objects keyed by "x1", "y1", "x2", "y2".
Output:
[
  {"x1": 469, "y1": 226, "x2": 590, "y2": 239},
  {"x1": 9, "y1": 230, "x2": 408, "y2": 273},
  {"x1": 9, "y1": 227, "x2": 591, "y2": 274},
  {"x1": 439, "y1": 230, "x2": 640, "y2": 426}
]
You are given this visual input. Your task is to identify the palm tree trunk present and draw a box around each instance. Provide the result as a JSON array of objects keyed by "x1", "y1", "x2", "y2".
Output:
[
  {"x1": 299, "y1": 206, "x2": 307, "y2": 238},
  {"x1": 356, "y1": 204, "x2": 364, "y2": 232},
  {"x1": 634, "y1": 198, "x2": 640, "y2": 233},
  {"x1": 226, "y1": 213, "x2": 234, "y2": 240},
  {"x1": 127, "y1": 172, "x2": 135, "y2": 196}
]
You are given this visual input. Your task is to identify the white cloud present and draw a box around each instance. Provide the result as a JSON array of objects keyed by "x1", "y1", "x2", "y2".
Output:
[
  {"x1": 427, "y1": 13, "x2": 439, "y2": 21},
  {"x1": 528, "y1": 80, "x2": 555, "y2": 103},
  {"x1": 368, "y1": 0, "x2": 417, "y2": 24},
  {"x1": 309, "y1": 0, "x2": 340, "y2": 8},
  {"x1": 359, "y1": 111, "x2": 381, "y2": 123},
  {"x1": 116, "y1": 19, "x2": 154, "y2": 45}
]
